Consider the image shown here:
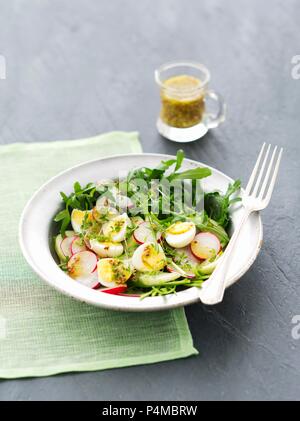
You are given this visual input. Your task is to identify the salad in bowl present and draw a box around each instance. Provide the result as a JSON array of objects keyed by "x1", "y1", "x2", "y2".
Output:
[{"x1": 53, "y1": 150, "x2": 241, "y2": 299}]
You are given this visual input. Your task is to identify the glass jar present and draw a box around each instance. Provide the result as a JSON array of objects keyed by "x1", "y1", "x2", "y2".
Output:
[{"x1": 155, "y1": 61, "x2": 226, "y2": 143}]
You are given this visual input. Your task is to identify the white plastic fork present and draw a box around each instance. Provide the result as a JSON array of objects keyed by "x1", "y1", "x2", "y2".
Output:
[{"x1": 198, "y1": 143, "x2": 283, "y2": 305}]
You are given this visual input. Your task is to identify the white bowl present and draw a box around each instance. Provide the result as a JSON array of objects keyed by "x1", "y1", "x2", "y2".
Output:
[{"x1": 19, "y1": 154, "x2": 262, "y2": 312}]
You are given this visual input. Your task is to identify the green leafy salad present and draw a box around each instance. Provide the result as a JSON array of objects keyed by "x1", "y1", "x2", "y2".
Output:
[{"x1": 53, "y1": 150, "x2": 241, "y2": 298}]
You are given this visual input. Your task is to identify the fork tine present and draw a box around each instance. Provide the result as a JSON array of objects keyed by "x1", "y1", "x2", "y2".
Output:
[
  {"x1": 251, "y1": 144, "x2": 271, "y2": 197},
  {"x1": 263, "y1": 148, "x2": 283, "y2": 205},
  {"x1": 258, "y1": 146, "x2": 277, "y2": 199},
  {"x1": 245, "y1": 143, "x2": 266, "y2": 195}
]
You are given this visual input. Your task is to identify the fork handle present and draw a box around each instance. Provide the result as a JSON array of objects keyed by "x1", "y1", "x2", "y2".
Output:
[{"x1": 198, "y1": 208, "x2": 252, "y2": 305}]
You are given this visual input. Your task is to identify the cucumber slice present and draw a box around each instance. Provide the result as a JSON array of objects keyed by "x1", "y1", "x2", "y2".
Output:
[
  {"x1": 132, "y1": 271, "x2": 181, "y2": 287},
  {"x1": 54, "y1": 234, "x2": 66, "y2": 262},
  {"x1": 126, "y1": 234, "x2": 139, "y2": 249},
  {"x1": 198, "y1": 255, "x2": 222, "y2": 275},
  {"x1": 54, "y1": 231, "x2": 76, "y2": 262}
]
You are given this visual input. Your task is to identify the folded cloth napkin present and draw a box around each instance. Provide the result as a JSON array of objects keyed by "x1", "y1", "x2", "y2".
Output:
[{"x1": 0, "y1": 131, "x2": 197, "y2": 378}]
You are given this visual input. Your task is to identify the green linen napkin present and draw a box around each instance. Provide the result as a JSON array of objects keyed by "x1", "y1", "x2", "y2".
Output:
[{"x1": 0, "y1": 131, "x2": 197, "y2": 379}]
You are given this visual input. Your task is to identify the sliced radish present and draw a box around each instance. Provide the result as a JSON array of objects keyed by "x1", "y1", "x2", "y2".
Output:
[
  {"x1": 131, "y1": 216, "x2": 144, "y2": 226},
  {"x1": 71, "y1": 236, "x2": 88, "y2": 255},
  {"x1": 84, "y1": 236, "x2": 92, "y2": 250},
  {"x1": 133, "y1": 222, "x2": 161, "y2": 244},
  {"x1": 76, "y1": 271, "x2": 100, "y2": 289},
  {"x1": 92, "y1": 282, "x2": 101, "y2": 290},
  {"x1": 190, "y1": 232, "x2": 221, "y2": 260},
  {"x1": 171, "y1": 246, "x2": 202, "y2": 277},
  {"x1": 108, "y1": 186, "x2": 134, "y2": 210},
  {"x1": 101, "y1": 285, "x2": 128, "y2": 295},
  {"x1": 60, "y1": 236, "x2": 75, "y2": 258},
  {"x1": 127, "y1": 199, "x2": 134, "y2": 210},
  {"x1": 67, "y1": 251, "x2": 98, "y2": 279},
  {"x1": 115, "y1": 195, "x2": 134, "y2": 210},
  {"x1": 176, "y1": 246, "x2": 202, "y2": 264},
  {"x1": 166, "y1": 261, "x2": 195, "y2": 279},
  {"x1": 96, "y1": 195, "x2": 113, "y2": 208}
]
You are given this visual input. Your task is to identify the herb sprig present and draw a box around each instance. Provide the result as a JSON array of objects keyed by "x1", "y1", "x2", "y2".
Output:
[
  {"x1": 54, "y1": 182, "x2": 100, "y2": 236},
  {"x1": 204, "y1": 179, "x2": 241, "y2": 228}
]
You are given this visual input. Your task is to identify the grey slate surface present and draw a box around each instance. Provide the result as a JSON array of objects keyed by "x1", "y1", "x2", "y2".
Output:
[{"x1": 0, "y1": 0, "x2": 299, "y2": 401}]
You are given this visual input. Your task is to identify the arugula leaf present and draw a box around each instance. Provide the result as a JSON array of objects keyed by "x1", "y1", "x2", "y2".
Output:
[
  {"x1": 60, "y1": 213, "x2": 71, "y2": 237},
  {"x1": 74, "y1": 181, "x2": 82, "y2": 193},
  {"x1": 54, "y1": 209, "x2": 69, "y2": 222},
  {"x1": 204, "y1": 179, "x2": 241, "y2": 228},
  {"x1": 128, "y1": 150, "x2": 186, "y2": 185},
  {"x1": 60, "y1": 191, "x2": 69, "y2": 204},
  {"x1": 157, "y1": 149, "x2": 185, "y2": 173},
  {"x1": 175, "y1": 149, "x2": 184, "y2": 171},
  {"x1": 169, "y1": 167, "x2": 212, "y2": 181},
  {"x1": 54, "y1": 181, "x2": 100, "y2": 235},
  {"x1": 157, "y1": 158, "x2": 176, "y2": 172}
]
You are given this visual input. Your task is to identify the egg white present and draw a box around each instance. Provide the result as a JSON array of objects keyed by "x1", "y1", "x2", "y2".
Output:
[
  {"x1": 90, "y1": 239, "x2": 123, "y2": 258},
  {"x1": 95, "y1": 196, "x2": 119, "y2": 220},
  {"x1": 165, "y1": 221, "x2": 196, "y2": 248},
  {"x1": 131, "y1": 242, "x2": 166, "y2": 272},
  {"x1": 102, "y1": 213, "x2": 130, "y2": 242},
  {"x1": 71, "y1": 209, "x2": 93, "y2": 234},
  {"x1": 97, "y1": 258, "x2": 132, "y2": 287}
]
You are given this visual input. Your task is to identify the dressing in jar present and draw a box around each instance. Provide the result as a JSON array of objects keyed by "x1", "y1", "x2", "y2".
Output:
[
  {"x1": 155, "y1": 62, "x2": 225, "y2": 143},
  {"x1": 160, "y1": 75, "x2": 205, "y2": 128}
]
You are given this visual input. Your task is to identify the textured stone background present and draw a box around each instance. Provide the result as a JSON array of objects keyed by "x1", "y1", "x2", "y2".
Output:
[{"x1": 0, "y1": 0, "x2": 299, "y2": 400}]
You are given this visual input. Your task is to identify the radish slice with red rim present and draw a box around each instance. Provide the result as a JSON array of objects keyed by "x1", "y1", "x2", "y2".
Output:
[
  {"x1": 71, "y1": 236, "x2": 87, "y2": 255},
  {"x1": 83, "y1": 236, "x2": 92, "y2": 250},
  {"x1": 176, "y1": 246, "x2": 202, "y2": 264},
  {"x1": 170, "y1": 246, "x2": 201, "y2": 277},
  {"x1": 75, "y1": 268, "x2": 100, "y2": 289},
  {"x1": 67, "y1": 251, "x2": 98, "y2": 279},
  {"x1": 101, "y1": 285, "x2": 128, "y2": 295},
  {"x1": 115, "y1": 195, "x2": 134, "y2": 210},
  {"x1": 60, "y1": 236, "x2": 75, "y2": 258},
  {"x1": 190, "y1": 232, "x2": 221, "y2": 260},
  {"x1": 133, "y1": 222, "x2": 161, "y2": 244},
  {"x1": 92, "y1": 282, "x2": 101, "y2": 290}
]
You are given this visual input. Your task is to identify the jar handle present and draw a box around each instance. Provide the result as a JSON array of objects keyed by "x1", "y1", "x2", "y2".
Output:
[{"x1": 205, "y1": 90, "x2": 226, "y2": 129}]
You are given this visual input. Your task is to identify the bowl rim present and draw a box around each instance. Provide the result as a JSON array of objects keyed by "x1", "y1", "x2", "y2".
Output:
[{"x1": 19, "y1": 153, "x2": 263, "y2": 311}]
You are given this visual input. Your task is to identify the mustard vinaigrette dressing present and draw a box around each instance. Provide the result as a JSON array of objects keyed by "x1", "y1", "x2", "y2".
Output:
[
  {"x1": 160, "y1": 75, "x2": 205, "y2": 128},
  {"x1": 155, "y1": 62, "x2": 225, "y2": 142}
]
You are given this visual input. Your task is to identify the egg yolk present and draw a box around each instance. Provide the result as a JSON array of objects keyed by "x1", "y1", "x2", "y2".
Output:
[
  {"x1": 166, "y1": 221, "x2": 194, "y2": 235},
  {"x1": 98, "y1": 259, "x2": 131, "y2": 284},
  {"x1": 142, "y1": 244, "x2": 166, "y2": 270},
  {"x1": 72, "y1": 209, "x2": 93, "y2": 227}
]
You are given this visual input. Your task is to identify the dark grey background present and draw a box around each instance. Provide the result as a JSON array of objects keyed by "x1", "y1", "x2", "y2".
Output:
[{"x1": 0, "y1": 0, "x2": 300, "y2": 401}]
